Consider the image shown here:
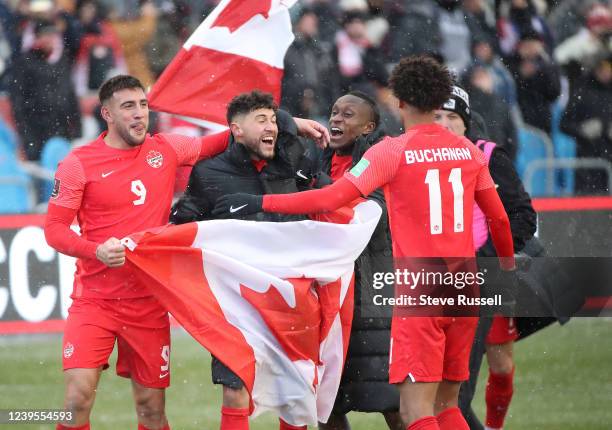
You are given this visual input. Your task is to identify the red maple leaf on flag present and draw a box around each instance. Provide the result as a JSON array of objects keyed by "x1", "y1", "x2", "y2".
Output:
[{"x1": 211, "y1": 0, "x2": 273, "y2": 33}]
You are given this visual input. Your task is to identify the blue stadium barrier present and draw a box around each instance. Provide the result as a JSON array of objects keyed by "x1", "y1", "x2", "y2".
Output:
[
  {"x1": 40, "y1": 137, "x2": 71, "y2": 201},
  {"x1": 0, "y1": 144, "x2": 33, "y2": 214},
  {"x1": 0, "y1": 118, "x2": 17, "y2": 152},
  {"x1": 551, "y1": 101, "x2": 576, "y2": 195},
  {"x1": 515, "y1": 126, "x2": 554, "y2": 197}
]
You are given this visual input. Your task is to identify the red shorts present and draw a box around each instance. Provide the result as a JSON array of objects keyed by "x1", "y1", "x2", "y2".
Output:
[
  {"x1": 389, "y1": 316, "x2": 478, "y2": 383},
  {"x1": 62, "y1": 296, "x2": 170, "y2": 388},
  {"x1": 486, "y1": 316, "x2": 518, "y2": 345}
]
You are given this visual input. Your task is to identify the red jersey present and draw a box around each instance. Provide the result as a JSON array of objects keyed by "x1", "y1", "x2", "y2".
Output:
[
  {"x1": 50, "y1": 132, "x2": 215, "y2": 299},
  {"x1": 345, "y1": 123, "x2": 494, "y2": 258},
  {"x1": 330, "y1": 153, "x2": 353, "y2": 182}
]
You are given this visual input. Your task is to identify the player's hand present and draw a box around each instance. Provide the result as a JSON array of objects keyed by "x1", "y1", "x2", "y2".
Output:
[
  {"x1": 293, "y1": 117, "x2": 330, "y2": 149},
  {"x1": 212, "y1": 193, "x2": 263, "y2": 218},
  {"x1": 96, "y1": 237, "x2": 126, "y2": 267}
]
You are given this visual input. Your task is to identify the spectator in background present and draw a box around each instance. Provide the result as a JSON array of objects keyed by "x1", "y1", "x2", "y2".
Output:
[
  {"x1": 463, "y1": 0, "x2": 498, "y2": 52},
  {"x1": 547, "y1": 0, "x2": 602, "y2": 45},
  {"x1": 561, "y1": 54, "x2": 612, "y2": 195},
  {"x1": 363, "y1": 0, "x2": 389, "y2": 50},
  {"x1": 497, "y1": 0, "x2": 555, "y2": 56},
  {"x1": 281, "y1": 7, "x2": 338, "y2": 121},
  {"x1": 306, "y1": 0, "x2": 341, "y2": 45},
  {"x1": 73, "y1": 0, "x2": 126, "y2": 96},
  {"x1": 463, "y1": 64, "x2": 518, "y2": 160},
  {"x1": 554, "y1": 3, "x2": 612, "y2": 85},
  {"x1": 333, "y1": 10, "x2": 387, "y2": 96},
  {"x1": 506, "y1": 30, "x2": 561, "y2": 134},
  {"x1": 16, "y1": 0, "x2": 82, "y2": 62},
  {"x1": 385, "y1": 0, "x2": 472, "y2": 76},
  {"x1": 471, "y1": 35, "x2": 518, "y2": 108},
  {"x1": 384, "y1": 0, "x2": 442, "y2": 64},
  {"x1": 436, "y1": 0, "x2": 472, "y2": 76},
  {"x1": 146, "y1": 0, "x2": 191, "y2": 78},
  {"x1": 109, "y1": 0, "x2": 157, "y2": 88},
  {"x1": 9, "y1": 19, "x2": 81, "y2": 161}
]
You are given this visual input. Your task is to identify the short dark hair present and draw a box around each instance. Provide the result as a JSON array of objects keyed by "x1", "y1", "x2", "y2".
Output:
[
  {"x1": 346, "y1": 90, "x2": 381, "y2": 128},
  {"x1": 99, "y1": 75, "x2": 145, "y2": 104},
  {"x1": 389, "y1": 55, "x2": 453, "y2": 113},
  {"x1": 226, "y1": 90, "x2": 278, "y2": 124}
]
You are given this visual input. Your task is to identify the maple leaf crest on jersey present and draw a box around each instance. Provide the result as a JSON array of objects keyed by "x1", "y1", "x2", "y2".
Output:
[{"x1": 146, "y1": 150, "x2": 164, "y2": 168}]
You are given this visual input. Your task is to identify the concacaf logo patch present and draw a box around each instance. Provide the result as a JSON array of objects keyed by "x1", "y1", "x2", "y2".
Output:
[
  {"x1": 51, "y1": 179, "x2": 61, "y2": 199},
  {"x1": 146, "y1": 150, "x2": 164, "y2": 168},
  {"x1": 63, "y1": 342, "x2": 74, "y2": 358}
]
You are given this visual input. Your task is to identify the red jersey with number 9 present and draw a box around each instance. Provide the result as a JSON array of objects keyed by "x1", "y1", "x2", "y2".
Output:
[
  {"x1": 51, "y1": 132, "x2": 204, "y2": 299},
  {"x1": 345, "y1": 123, "x2": 494, "y2": 258}
]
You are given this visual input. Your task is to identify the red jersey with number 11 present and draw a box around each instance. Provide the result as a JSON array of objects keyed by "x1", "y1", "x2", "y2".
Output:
[
  {"x1": 345, "y1": 123, "x2": 494, "y2": 258},
  {"x1": 51, "y1": 132, "x2": 211, "y2": 299}
]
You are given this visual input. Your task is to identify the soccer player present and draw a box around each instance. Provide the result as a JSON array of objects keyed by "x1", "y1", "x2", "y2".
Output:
[
  {"x1": 320, "y1": 91, "x2": 401, "y2": 430},
  {"x1": 44, "y1": 75, "x2": 329, "y2": 430},
  {"x1": 434, "y1": 86, "x2": 536, "y2": 430},
  {"x1": 212, "y1": 56, "x2": 517, "y2": 430}
]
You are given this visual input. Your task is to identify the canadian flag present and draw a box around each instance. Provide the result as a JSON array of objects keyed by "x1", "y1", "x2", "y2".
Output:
[
  {"x1": 122, "y1": 201, "x2": 382, "y2": 426},
  {"x1": 148, "y1": 0, "x2": 297, "y2": 131}
]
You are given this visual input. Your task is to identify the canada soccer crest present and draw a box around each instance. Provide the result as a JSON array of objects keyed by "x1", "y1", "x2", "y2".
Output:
[
  {"x1": 64, "y1": 342, "x2": 74, "y2": 358},
  {"x1": 146, "y1": 150, "x2": 164, "y2": 168}
]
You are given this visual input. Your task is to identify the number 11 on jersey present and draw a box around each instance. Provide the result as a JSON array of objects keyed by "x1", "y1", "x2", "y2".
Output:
[{"x1": 424, "y1": 168, "x2": 464, "y2": 235}]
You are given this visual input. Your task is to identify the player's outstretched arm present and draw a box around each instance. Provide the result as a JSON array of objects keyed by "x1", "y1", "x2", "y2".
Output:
[
  {"x1": 211, "y1": 177, "x2": 361, "y2": 217},
  {"x1": 475, "y1": 187, "x2": 516, "y2": 270}
]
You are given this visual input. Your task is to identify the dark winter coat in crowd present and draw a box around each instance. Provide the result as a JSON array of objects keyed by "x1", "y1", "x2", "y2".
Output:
[
  {"x1": 320, "y1": 127, "x2": 398, "y2": 414},
  {"x1": 170, "y1": 110, "x2": 312, "y2": 224},
  {"x1": 9, "y1": 48, "x2": 81, "y2": 161},
  {"x1": 281, "y1": 34, "x2": 339, "y2": 120},
  {"x1": 464, "y1": 4, "x2": 498, "y2": 52},
  {"x1": 308, "y1": 1, "x2": 341, "y2": 46},
  {"x1": 497, "y1": 0, "x2": 555, "y2": 55},
  {"x1": 561, "y1": 73, "x2": 612, "y2": 195},
  {"x1": 385, "y1": 0, "x2": 442, "y2": 63},
  {"x1": 506, "y1": 54, "x2": 561, "y2": 134},
  {"x1": 332, "y1": 42, "x2": 388, "y2": 97},
  {"x1": 464, "y1": 84, "x2": 517, "y2": 160}
]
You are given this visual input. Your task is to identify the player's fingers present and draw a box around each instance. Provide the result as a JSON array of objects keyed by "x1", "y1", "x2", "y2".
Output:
[
  {"x1": 106, "y1": 237, "x2": 122, "y2": 246},
  {"x1": 109, "y1": 246, "x2": 126, "y2": 255},
  {"x1": 314, "y1": 124, "x2": 330, "y2": 148},
  {"x1": 107, "y1": 256, "x2": 125, "y2": 267}
]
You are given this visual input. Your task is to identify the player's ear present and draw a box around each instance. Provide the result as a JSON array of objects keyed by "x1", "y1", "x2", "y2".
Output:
[
  {"x1": 230, "y1": 122, "x2": 242, "y2": 137},
  {"x1": 100, "y1": 104, "x2": 112, "y2": 123},
  {"x1": 363, "y1": 121, "x2": 376, "y2": 135}
]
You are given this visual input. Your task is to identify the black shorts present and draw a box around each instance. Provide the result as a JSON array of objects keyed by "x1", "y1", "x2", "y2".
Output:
[{"x1": 211, "y1": 356, "x2": 244, "y2": 389}]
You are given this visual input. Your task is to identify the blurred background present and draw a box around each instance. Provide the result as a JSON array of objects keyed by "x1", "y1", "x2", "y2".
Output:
[{"x1": 0, "y1": 0, "x2": 610, "y2": 212}]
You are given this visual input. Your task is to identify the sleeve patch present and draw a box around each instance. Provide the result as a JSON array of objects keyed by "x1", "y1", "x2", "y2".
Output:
[
  {"x1": 349, "y1": 158, "x2": 370, "y2": 178},
  {"x1": 51, "y1": 179, "x2": 61, "y2": 199}
]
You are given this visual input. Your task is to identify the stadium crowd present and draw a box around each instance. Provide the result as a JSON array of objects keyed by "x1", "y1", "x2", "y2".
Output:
[{"x1": 0, "y1": 0, "x2": 610, "y2": 209}]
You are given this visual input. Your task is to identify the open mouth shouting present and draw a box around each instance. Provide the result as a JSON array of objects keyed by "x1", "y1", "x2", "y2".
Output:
[
  {"x1": 330, "y1": 127, "x2": 344, "y2": 140},
  {"x1": 261, "y1": 135, "x2": 275, "y2": 146}
]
